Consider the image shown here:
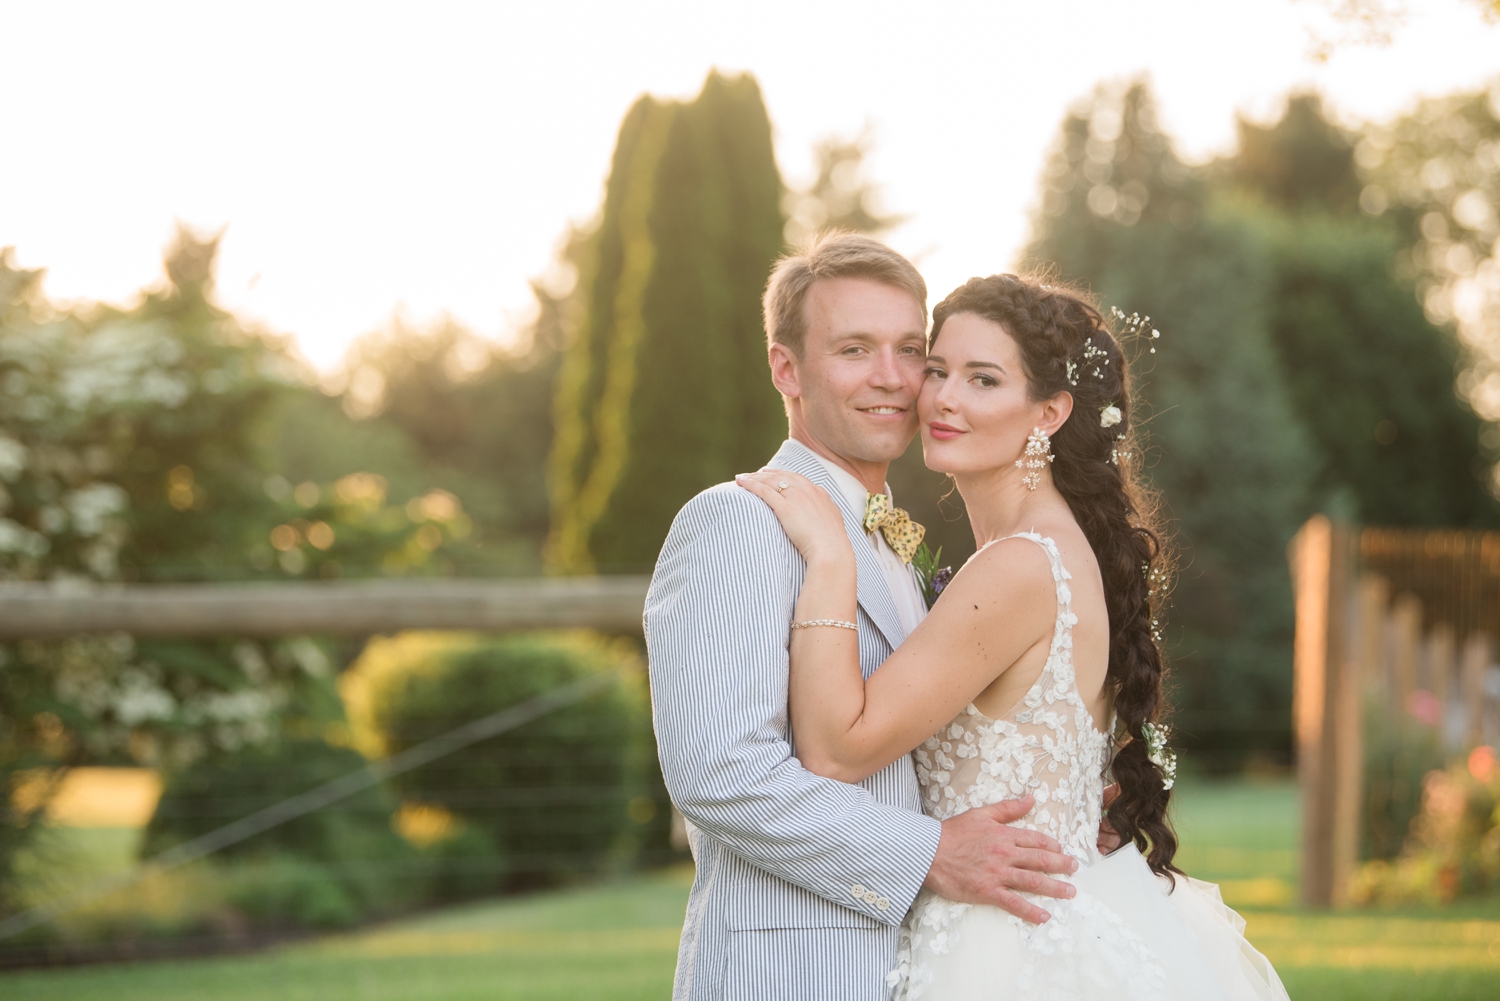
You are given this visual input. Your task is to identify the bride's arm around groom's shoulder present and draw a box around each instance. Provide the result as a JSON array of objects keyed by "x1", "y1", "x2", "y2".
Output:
[{"x1": 645, "y1": 481, "x2": 942, "y2": 923}]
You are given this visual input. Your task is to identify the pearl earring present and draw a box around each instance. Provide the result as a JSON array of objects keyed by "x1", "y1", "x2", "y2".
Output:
[{"x1": 1016, "y1": 427, "x2": 1053, "y2": 490}]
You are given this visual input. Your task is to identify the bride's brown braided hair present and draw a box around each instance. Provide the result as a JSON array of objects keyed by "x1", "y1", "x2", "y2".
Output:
[{"x1": 930, "y1": 273, "x2": 1179, "y2": 876}]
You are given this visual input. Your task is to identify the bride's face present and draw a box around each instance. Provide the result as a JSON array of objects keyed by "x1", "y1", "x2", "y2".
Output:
[{"x1": 918, "y1": 312, "x2": 1070, "y2": 477}]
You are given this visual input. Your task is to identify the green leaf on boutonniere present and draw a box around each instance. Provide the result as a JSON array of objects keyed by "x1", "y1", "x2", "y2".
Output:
[{"x1": 912, "y1": 542, "x2": 953, "y2": 609}]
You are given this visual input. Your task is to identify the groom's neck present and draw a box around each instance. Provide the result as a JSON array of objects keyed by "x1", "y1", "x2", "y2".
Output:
[{"x1": 789, "y1": 428, "x2": 891, "y2": 496}]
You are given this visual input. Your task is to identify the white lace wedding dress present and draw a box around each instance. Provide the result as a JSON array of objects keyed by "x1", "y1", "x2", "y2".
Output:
[{"x1": 888, "y1": 534, "x2": 1288, "y2": 1001}]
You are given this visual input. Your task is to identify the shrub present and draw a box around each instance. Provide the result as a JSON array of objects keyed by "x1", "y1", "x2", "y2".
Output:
[
  {"x1": 340, "y1": 630, "x2": 668, "y2": 890},
  {"x1": 143, "y1": 736, "x2": 440, "y2": 926},
  {"x1": 1362, "y1": 706, "x2": 1448, "y2": 861},
  {"x1": 1350, "y1": 745, "x2": 1500, "y2": 905}
]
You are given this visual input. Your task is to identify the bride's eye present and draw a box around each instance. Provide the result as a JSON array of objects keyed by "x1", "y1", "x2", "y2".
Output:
[
  {"x1": 972, "y1": 374, "x2": 997, "y2": 388},
  {"x1": 923, "y1": 366, "x2": 946, "y2": 379}
]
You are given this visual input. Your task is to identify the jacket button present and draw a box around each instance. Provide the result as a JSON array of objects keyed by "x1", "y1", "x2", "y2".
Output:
[
  {"x1": 851, "y1": 883, "x2": 866, "y2": 898},
  {"x1": 863, "y1": 890, "x2": 879, "y2": 905},
  {"x1": 876, "y1": 897, "x2": 890, "y2": 911}
]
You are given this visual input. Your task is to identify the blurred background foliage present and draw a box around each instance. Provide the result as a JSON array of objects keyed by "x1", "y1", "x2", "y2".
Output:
[
  {"x1": 545, "y1": 71, "x2": 788, "y2": 574},
  {"x1": 1026, "y1": 81, "x2": 1500, "y2": 769},
  {"x1": 339, "y1": 631, "x2": 666, "y2": 889},
  {"x1": 4, "y1": 67, "x2": 1500, "y2": 941}
]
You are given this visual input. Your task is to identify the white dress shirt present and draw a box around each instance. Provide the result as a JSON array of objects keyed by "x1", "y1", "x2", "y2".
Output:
[{"x1": 808, "y1": 452, "x2": 929, "y2": 636}]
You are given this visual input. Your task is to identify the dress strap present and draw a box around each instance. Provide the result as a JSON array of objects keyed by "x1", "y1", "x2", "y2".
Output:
[{"x1": 996, "y1": 532, "x2": 1072, "y2": 610}]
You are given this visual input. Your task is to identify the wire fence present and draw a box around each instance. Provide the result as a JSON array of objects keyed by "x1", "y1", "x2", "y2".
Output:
[{"x1": 0, "y1": 671, "x2": 660, "y2": 957}]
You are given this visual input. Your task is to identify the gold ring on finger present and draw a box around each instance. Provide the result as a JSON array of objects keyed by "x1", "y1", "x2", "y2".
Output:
[{"x1": 776, "y1": 480, "x2": 790, "y2": 493}]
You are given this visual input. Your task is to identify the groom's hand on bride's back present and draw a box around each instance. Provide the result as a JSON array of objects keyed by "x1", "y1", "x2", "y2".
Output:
[{"x1": 922, "y1": 794, "x2": 1078, "y2": 925}]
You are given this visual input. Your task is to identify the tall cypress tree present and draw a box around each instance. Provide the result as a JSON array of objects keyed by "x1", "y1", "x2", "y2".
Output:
[{"x1": 546, "y1": 72, "x2": 786, "y2": 573}]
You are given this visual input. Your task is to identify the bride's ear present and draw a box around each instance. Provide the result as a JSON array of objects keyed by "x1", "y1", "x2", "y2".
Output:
[{"x1": 1037, "y1": 391, "x2": 1073, "y2": 437}]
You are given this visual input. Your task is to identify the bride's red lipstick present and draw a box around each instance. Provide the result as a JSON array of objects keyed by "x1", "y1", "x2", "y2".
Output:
[{"x1": 928, "y1": 421, "x2": 965, "y2": 440}]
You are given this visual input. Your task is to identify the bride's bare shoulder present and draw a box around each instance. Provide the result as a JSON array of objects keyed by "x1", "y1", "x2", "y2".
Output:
[{"x1": 937, "y1": 535, "x2": 1057, "y2": 614}]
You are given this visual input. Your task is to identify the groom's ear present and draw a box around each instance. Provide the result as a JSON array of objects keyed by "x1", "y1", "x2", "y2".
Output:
[{"x1": 768, "y1": 343, "x2": 802, "y2": 400}]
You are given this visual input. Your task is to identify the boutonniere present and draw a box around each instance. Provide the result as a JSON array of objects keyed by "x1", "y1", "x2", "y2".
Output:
[{"x1": 912, "y1": 542, "x2": 953, "y2": 609}]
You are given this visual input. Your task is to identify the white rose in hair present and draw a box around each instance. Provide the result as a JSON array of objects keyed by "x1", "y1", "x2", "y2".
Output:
[{"x1": 1099, "y1": 405, "x2": 1122, "y2": 428}]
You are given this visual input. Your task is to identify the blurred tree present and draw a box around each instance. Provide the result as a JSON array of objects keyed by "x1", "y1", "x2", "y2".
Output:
[
  {"x1": 0, "y1": 231, "x2": 359, "y2": 920},
  {"x1": 1299, "y1": 0, "x2": 1407, "y2": 63},
  {"x1": 1215, "y1": 93, "x2": 1496, "y2": 526},
  {"x1": 1027, "y1": 82, "x2": 1317, "y2": 767},
  {"x1": 1254, "y1": 211, "x2": 1497, "y2": 526},
  {"x1": 782, "y1": 128, "x2": 905, "y2": 247},
  {"x1": 1027, "y1": 80, "x2": 1500, "y2": 767},
  {"x1": 329, "y1": 310, "x2": 559, "y2": 573},
  {"x1": 1222, "y1": 93, "x2": 1361, "y2": 214},
  {"x1": 1030, "y1": 82, "x2": 1202, "y2": 277},
  {"x1": 546, "y1": 71, "x2": 786, "y2": 574},
  {"x1": 1358, "y1": 85, "x2": 1500, "y2": 447}
]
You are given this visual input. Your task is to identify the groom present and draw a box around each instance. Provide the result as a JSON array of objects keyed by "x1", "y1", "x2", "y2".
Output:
[{"x1": 645, "y1": 233, "x2": 1081, "y2": 1001}]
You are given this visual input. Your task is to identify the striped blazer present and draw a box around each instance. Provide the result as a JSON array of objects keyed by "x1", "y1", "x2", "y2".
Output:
[{"x1": 645, "y1": 439, "x2": 942, "y2": 1001}]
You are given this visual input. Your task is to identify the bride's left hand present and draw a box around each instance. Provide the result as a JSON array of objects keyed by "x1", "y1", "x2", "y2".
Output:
[{"x1": 736, "y1": 470, "x2": 853, "y2": 567}]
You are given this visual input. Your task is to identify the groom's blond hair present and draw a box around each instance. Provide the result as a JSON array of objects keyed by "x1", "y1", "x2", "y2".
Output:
[{"x1": 763, "y1": 232, "x2": 927, "y2": 356}]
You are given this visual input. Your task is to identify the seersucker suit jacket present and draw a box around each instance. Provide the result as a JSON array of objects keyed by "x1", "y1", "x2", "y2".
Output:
[{"x1": 645, "y1": 439, "x2": 943, "y2": 1001}]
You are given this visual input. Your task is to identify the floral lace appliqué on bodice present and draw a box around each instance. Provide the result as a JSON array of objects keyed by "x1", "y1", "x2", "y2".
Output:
[
  {"x1": 910, "y1": 533, "x2": 1111, "y2": 863},
  {"x1": 890, "y1": 534, "x2": 1158, "y2": 1001}
]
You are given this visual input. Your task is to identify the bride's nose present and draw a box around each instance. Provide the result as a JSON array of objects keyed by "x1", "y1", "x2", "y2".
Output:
[{"x1": 927, "y1": 378, "x2": 959, "y2": 415}]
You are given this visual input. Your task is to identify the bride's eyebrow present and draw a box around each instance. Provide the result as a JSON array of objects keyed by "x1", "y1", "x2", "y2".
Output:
[
  {"x1": 966, "y1": 360, "x2": 1004, "y2": 373},
  {"x1": 925, "y1": 355, "x2": 947, "y2": 364}
]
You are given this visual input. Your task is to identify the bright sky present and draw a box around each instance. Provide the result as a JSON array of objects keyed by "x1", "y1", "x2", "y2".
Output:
[{"x1": 4, "y1": 1, "x2": 1498, "y2": 372}]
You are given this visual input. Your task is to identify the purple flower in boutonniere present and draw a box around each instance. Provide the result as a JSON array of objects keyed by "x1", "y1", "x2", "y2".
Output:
[
  {"x1": 913, "y1": 543, "x2": 953, "y2": 609},
  {"x1": 930, "y1": 566, "x2": 953, "y2": 600}
]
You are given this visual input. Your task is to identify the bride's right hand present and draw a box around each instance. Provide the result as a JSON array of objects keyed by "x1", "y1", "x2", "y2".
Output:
[{"x1": 736, "y1": 470, "x2": 854, "y2": 567}]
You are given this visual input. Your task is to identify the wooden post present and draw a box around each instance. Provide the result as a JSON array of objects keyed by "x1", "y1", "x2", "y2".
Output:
[
  {"x1": 1358, "y1": 575, "x2": 1390, "y2": 700},
  {"x1": 1424, "y1": 624, "x2": 1455, "y2": 706},
  {"x1": 1463, "y1": 632, "x2": 1491, "y2": 747},
  {"x1": 1291, "y1": 516, "x2": 1358, "y2": 907},
  {"x1": 1390, "y1": 593, "x2": 1423, "y2": 710},
  {"x1": 1330, "y1": 564, "x2": 1365, "y2": 908}
]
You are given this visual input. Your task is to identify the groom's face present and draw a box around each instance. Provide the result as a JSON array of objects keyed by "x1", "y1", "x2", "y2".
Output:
[{"x1": 771, "y1": 276, "x2": 927, "y2": 463}]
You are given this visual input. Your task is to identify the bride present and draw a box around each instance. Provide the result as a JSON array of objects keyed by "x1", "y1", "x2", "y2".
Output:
[{"x1": 737, "y1": 274, "x2": 1287, "y2": 1000}]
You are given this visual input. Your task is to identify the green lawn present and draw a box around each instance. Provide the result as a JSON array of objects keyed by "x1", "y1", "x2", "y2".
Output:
[
  {"x1": 1174, "y1": 779, "x2": 1500, "y2": 1000},
  {"x1": 3, "y1": 778, "x2": 1498, "y2": 1000},
  {"x1": 0, "y1": 868, "x2": 692, "y2": 1001}
]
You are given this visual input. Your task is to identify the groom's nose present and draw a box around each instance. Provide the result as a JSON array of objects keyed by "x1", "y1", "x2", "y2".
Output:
[{"x1": 868, "y1": 347, "x2": 911, "y2": 392}]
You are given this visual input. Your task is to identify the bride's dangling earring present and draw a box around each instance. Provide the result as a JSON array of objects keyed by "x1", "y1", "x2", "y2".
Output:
[{"x1": 1016, "y1": 427, "x2": 1053, "y2": 491}]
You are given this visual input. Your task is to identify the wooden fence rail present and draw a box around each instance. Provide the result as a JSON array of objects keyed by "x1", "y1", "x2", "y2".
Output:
[{"x1": 0, "y1": 576, "x2": 652, "y2": 639}]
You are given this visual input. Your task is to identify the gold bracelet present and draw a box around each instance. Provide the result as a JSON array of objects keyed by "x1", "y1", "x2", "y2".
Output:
[{"x1": 791, "y1": 619, "x2": 857, "y2": 631}]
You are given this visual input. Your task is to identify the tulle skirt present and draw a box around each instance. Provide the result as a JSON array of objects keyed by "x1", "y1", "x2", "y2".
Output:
[{"x1": 889, "y1": 844, "x2": 1288, "y2": 1001}]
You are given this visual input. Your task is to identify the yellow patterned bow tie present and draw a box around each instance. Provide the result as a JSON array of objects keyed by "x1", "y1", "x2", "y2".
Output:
[{"x1": 863, "y1": 493, "x2": 925, "y2": 564}]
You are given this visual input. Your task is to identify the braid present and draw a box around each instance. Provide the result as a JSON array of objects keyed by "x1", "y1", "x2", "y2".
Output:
[{"x1": 930, "y1": 275, "x2": 1180, "y2": 876}]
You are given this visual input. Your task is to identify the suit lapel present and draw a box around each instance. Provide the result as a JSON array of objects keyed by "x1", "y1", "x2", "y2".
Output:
[{"x1": 766, "y1": 440, "x2": 907, "y2": 653}]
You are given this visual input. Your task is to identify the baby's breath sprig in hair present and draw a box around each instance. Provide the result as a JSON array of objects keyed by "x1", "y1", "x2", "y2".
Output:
[
  {"x1": 1109, "y1": 306, "x2": 1162, "y2": 354},
  {"x1": 1080, "y1": 337, "x2": 1110, "y2": 380},
  {"x1": 1097, "y1": 305, "x2": 1162, "y2": 467},
  {"x1": 1141, "y1": 722, "x2": 1177, "y2": 790}
]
